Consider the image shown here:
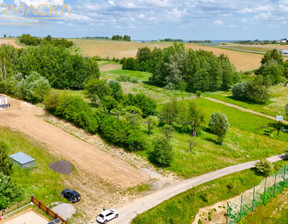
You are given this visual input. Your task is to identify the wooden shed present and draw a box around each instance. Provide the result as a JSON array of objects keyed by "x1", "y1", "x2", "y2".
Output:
[{"x1": 9, "y1": 152, "x2": 35, "y2": 168}]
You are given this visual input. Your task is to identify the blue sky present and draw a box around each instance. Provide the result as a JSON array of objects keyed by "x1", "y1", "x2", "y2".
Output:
[{"x1": 0, "y1": 0, "x2": 288, "y2": 40}]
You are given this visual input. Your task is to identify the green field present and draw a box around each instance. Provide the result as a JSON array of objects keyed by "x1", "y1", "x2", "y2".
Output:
[
  {"x1": 99, "y1": 66, "x2": 288, "y2": 178},
  {"x1": 204, "y1": 86, "x2": 288, "y2": 118}
]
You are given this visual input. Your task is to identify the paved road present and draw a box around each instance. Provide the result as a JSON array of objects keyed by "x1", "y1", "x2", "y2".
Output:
[{"x1": 109, "y1": 154, "x2": 285, "y2": 224}]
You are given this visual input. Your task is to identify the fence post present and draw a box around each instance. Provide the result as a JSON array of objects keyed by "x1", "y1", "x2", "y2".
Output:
[
  {"x1": 284, "y1": 166, "x2": 287, "y2": 187},
  {"x1": 252, "y1": 186, "x2": 255, "y2": 211},
  {"x1": 273, "y1": 173, "x2": 277, "y2": 196},
  {"x1": 31, "y1": 195, "x2": 34, "y2": 203},
  {"x1": 46, "y1": 207, "x2": 49, "y2": 215},
  {"x1": 226, "y1": 203, "x2": 229, "y2": 224},
  {"x1": 240, "y1": 194, "x2": 243, "y2": 221},
  {"x1": 263, "y1": 178, "x2": 267, "y2": 203},
  {"x1": 39, "y1": 201, "x2": 41, "y2": 209}
]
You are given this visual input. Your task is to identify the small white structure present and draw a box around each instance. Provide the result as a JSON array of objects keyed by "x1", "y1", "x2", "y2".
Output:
[
  {"x1": 0, "y1": 95, "x2": 9, "y2": 108},
  {"x1": 276, "y1": 115, "x2": 283, "y2": 122},
  {"x1": 281, "y1": 49, "x2": 288, "y2": 55},
  {"x1": 9, "y1": 152, "x2": 35, "y2": 168}
]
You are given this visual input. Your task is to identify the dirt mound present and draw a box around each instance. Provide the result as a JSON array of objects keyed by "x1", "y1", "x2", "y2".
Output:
[{"x1": 49, "y1": 161, "x2": 73, "y2": 174}]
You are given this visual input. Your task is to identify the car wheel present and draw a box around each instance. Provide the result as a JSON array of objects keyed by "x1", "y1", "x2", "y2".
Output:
[
  {"x1": 115, "y1": 214, "x2": 119, "y2": 218},
  {"x1": 104, "y1": 220, "x2": 108, "y2": 224},
  {"x1": 61, "y1": 193, "x2": 64, "y2": 197}
]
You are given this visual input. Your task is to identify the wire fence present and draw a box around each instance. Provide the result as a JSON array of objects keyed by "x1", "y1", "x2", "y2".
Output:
[{"x1": 227, "y1": 165, "x2": 288, "y2": 224}]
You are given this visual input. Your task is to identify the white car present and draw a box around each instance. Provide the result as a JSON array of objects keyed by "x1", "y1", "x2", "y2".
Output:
[{"x1": 96, "y1": 209, "x2": 119, "y2": 224}]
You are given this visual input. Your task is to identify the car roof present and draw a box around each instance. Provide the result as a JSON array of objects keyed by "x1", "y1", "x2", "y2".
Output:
[{"x1": 100, "y1": 209, "x2": 115, "y2": 216}]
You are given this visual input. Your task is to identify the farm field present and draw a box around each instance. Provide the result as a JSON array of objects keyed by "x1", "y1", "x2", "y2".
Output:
[{"x1": 71, "y1": 39, "x2": 263, "y2": 71}]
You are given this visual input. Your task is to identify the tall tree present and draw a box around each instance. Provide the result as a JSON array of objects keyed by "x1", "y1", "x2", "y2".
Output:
[{"x1": 84, "y1": 78, "x2": 112, "y2": 104}]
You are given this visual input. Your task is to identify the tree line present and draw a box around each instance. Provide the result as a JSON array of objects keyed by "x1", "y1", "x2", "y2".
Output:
[
  {"x1": 112, "y1": 35, "x2": 131, "y2": 41},
  {"x1": 19, "y1": 34, "x2": 74, "y2": 48},
  {"x1": 0, "y1": 44, "x2": 100, "y2": 90},
  {"x1": 122, "y1": 43, "x2": 240, "y2": 92}
]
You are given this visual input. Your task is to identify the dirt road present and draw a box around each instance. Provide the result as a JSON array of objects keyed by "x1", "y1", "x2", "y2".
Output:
[
  {"x1": 0, "y1": 96, "x2": 149, "y2": 188},
  {"x1": 109, "y1": 154, "x2": 285, "y2": 224},
  {"x1": 205, "y1": 97, "x2": 288, "y2": 125}
]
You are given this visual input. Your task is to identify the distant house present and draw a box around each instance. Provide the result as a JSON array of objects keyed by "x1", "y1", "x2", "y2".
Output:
[
  {"x1": 280, "y1": 38, "x2": 287, "y2": 43},
  {"x1": 0, "y1": 95, "x2": 9, "y2": 108},
  {"x1": 281, "y1": 49, "x2": 288, "y2": 55},
  {"x1": 9, "y1": 152, "x2": 35, "y2": 168}
]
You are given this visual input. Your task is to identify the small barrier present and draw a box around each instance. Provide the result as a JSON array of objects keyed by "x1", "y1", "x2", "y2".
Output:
[{"x1": 31, "y1": 196, "x2": 67, "y2": 224}]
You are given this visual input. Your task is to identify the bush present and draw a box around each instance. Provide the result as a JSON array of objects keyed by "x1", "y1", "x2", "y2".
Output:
[
  {"x1": 0, "y1": 141, "x2": 12, "y2": 176},
  {"x1": 0, "y1": 174, "x2": 23, "y2": 210},
  {"x1": 123, "y1": 93, "x2": 157, "y2": 117},
  {"x1": 150, "y1": 137, "x2": 173, "y2": 167},
  {"x1": 130, "y1": 77, "x2": 139, "y2": 83},
  {"x1": 107, "y1": 80, "x2": 123, "y2": 101},
  {"x1": 55, "y1": 95, "x2": 99, "y2": 133},
  {"x1": 208, "y1": 112, "x2": 230, "y2": 145},
  {"x1": 255, "y1": 159, "x2": 274, "y2": 177},
  {"x1": 196, "y1": 90, "x2": 201, "y2": 97},
  {"x1": 117, "y1": 74, "x2": 130, "y2": 82}
]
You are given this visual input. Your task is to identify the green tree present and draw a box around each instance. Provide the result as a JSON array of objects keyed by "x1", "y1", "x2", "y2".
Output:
[
  {"x1": 84, "y1": 78, "x2": 112, "y2": 104},
  {"x1": 209, "y1": 112, "x2": 230, "y2": 145},
  {"x1": 0, "y1": 141, "x2": 12, "y2": 176},
  {"x1": 186, "y1": 101, "x2": 204, "y2": 136},
  {"x1": 146, "y1": 116, "x2": 159, "y2": 134},
  {"x1": 137, "y1": 47, "x2": 152, "y2": 63},
  {"x1": 161, "y1": 124, "x2": 174, "y2": 140},
  {"x1": 255, "y1": 159, "x2": 274, "y2": 177},
  {"x1": 0, "y1": 174, "x2": 23, "y2": 210},
  {"x1": 107, "y1": 80, "x2": 123, "y2": 101},
  {"x1": 261, "y1": 49, "x2": 283, "y2": 65},
  {"x1": 151, "y1": 137, "x2": 173, "y2": 167},
  {"x1": 187, "y1": 137, "x2": 197, "y2": 153},
  {"x1": 160, "y1": 98, "x2": 178, "y2": 125}
]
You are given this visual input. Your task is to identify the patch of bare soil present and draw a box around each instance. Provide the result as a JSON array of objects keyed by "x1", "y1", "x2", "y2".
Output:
[
  {"x1": 40, "y1": 113, "x2": 180, "y2": 189},
  {"x1": 0, "y1": 96, "x2": 149, "y2": 188},
  {"x1": 0, "y1": 39, "x2": 22, "y2": 49},
  {"x1": 99, "y1": 63, "x2": 122, "y2": 71}
]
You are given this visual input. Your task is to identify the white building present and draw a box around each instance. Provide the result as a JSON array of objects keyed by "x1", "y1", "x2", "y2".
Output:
[{"x1": 0, "y1": 95, "x2": 9, "y2": 108}]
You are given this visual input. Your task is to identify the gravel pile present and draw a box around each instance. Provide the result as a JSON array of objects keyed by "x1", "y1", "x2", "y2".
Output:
[
  {"x1": 49, "y1": 161, "x2": 73, "y2": 174},
  {"x1": 52, "y1": 203, "x2": 76, "y2": 220}
]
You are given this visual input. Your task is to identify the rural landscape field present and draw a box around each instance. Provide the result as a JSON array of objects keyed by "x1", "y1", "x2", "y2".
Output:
[{"x1": 0, "y1": 1, "x2": 288, "y2": 224}]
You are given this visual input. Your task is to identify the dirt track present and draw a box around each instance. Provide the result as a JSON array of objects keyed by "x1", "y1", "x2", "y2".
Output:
[
  {"x1": 0, "y1": 39, "x2": 22, "y2": 49},
  {"x1": 0, "y1": 96, "x2": 149, "y2": 188}
]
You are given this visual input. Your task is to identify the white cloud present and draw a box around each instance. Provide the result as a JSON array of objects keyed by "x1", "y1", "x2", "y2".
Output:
[
  {"x1": 214, "y1": 20, "x2": 223, "y2": 25},
  {"x1": 254, "y1": 12, "x2": 271, "y2": 19},
  {"x1": 239, "y1": 8, "x2": 254, "y2": 13}
]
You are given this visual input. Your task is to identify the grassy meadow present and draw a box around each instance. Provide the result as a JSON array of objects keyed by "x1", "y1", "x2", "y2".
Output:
[{"x1": 99, "y1": 67, "x2": 288, "y2": 178}]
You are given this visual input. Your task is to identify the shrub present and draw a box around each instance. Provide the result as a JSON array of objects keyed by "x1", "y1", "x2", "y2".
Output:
[
  {"x1": 209, "y1": 112, "x2": 230, "y2": 145},
  {"x1": 0, "y1": 141, "x2": 12, "y2": 176},
  {"x1": 130, "y1": 77, "x2": 139, "y2": 83},
  {"x1": 196, "y1": 90, "x2": 201, "y2": 97},
  {"x1": 150, "y1": 137, "x2": 173, "y2": 167},
  {"x1": 43, "y1": 90, "x2": 62, "y2": 113},
  {"x1": 107, "y1": 80, "x2": 123, "y2": 101},
  {"x1": 255, "y1": 159, "x2": 274, "y2": 177},
  {"x1": 117, "y1": 74, "x2": 130, "y2": 82},
  {"x1": 0, "y1": 174, "x2": 23, "y2": 210}
]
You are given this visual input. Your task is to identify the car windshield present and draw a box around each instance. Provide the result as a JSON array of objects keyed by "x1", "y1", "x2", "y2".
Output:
[{"x1": 99, "y1": 214, "x2": 104, "y2": 218}]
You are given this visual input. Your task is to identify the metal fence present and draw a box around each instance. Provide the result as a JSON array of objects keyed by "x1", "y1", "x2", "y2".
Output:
[{"x1": 227, "y1": 165, "x2": 288, "y2": 224}]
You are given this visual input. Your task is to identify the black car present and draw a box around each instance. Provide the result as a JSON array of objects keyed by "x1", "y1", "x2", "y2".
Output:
[
  {"x1": 61, "y1": 189, "x2": 80, "y2": 203},
  {"x1": 48, "y1": 218, "x2": 62, "y2": 224}
]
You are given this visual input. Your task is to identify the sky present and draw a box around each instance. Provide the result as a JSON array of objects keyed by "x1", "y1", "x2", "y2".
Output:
[{"x1": 0, "y1": 0, "x2": 288, "y2": 40}]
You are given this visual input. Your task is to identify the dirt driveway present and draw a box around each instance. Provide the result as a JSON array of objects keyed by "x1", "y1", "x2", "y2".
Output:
[{"x1": 0, "y1": 96, "x2": 149, "y2": 188}]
